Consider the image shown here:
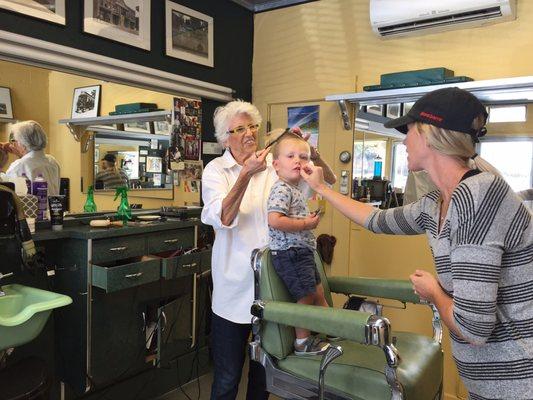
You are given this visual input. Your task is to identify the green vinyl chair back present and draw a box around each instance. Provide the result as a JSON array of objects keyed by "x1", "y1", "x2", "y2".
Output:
[{"x1": 258, "y1": 248, "x2": 332, "y2": 359}]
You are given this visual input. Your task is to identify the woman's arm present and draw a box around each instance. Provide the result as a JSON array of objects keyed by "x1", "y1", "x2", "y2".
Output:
[
  {"x1": 301, "y1": 164, "x2": 374, "y2": 225},
  {"x1": 220, "y1": 148, "x2": 271, "y2": 226}
]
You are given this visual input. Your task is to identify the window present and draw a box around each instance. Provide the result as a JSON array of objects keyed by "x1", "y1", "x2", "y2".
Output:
[
  {"x1": 353, "y1": 140, "x2": 387, "y2": 180},
  {"x1": 391, "y1": 142, "x2": 408, "y2": 190},
  {"x1": 478, "y1": 138, "x2": 533, "y2": 192}
]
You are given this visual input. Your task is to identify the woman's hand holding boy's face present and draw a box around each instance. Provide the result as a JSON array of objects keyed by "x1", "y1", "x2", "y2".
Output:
[{"x1": 300, "y1": 164, "x2": 326, "y2": 193}]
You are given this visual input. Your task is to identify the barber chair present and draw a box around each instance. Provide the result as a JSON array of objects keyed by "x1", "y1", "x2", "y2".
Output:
[{"x1": 249, "y1": 248, "x2": 443, "y2": 400}]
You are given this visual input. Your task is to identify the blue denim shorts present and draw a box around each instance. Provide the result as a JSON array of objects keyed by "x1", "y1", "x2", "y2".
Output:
[{"x1": 271, "y1": 247, "x2": 321, "y2": 301}]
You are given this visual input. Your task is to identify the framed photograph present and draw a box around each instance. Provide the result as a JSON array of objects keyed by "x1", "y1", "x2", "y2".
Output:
[
  {"x1": 402, "y1": 102, "x2": 415, "y2": 116},
  {"x1": 385, "y1": 103, "x2": 402, "y2": 119},
  {"x1": 0, "y1": 0, "x2": 66, "y2": 25},
  {"x1": 71, "y1": 85, "x2": 101, "y2": 119},
  {"x1": 153, "y1": 120, "x2": 171, "y2": 135},
  {"x1": 84, "y1": 0, "x2": 151, "y2": 50},
  {"x1": 0, "y1": 87, "x2": 13, "y2": 119},
  {"x1": 366, "y1": 104, "x2": 384, "y2": 117},
  {"x1": 146, "y1": 156, "x2": 162, "y2": 173},
  {"x1": 165, "y1": 1, "x2": 213, "y2": 67},
  {"x1": 123, "y1": 121, "x2": 153, "y2": 134}
]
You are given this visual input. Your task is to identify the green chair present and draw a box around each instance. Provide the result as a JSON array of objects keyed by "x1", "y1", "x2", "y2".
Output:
[{"x1": 249, "y1": 248, "x2": 443, "y2": 400}]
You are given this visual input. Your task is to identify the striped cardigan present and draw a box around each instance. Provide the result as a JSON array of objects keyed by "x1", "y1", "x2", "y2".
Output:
[{"x1": 365, "y1": 172, "x2": 533, "y2": 399}]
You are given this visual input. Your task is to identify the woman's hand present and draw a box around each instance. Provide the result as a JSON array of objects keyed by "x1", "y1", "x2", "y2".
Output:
[
  {"x1": 300, "y1": 164, "x2": 326, "y2": 193},
  {"x1": 409, "y1": 270, "x2": 441, "y2": 303},
  {"x1": 243, "y1": 147, "x2": 270, "y2": 177},
  {"x1": 290, "y1": 127, "x2": 319, "y2": 159}
]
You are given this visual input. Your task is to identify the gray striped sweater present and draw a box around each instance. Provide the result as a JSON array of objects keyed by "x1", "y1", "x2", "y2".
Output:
[{"x1": 364, "y1": 172, "x2": 533, "y2": 399}]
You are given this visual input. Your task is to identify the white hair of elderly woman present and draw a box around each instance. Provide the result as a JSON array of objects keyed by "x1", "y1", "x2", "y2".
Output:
[
  {"x1": 11, "y1": 120, "x2": 48, "y2": 152},
  {"x1": 213, "y1": 100, "x2": 262, "y2": 147}
]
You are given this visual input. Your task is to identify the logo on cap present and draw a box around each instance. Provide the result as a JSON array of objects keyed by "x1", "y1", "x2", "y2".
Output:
[{"x1": 419, "y1": 111, "x2": 443, "y2": 122}]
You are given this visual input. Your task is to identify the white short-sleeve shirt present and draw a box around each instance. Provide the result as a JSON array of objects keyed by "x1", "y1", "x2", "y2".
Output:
[{"x1": 201, "y1": 150, "x2": 311, "y2": 323}]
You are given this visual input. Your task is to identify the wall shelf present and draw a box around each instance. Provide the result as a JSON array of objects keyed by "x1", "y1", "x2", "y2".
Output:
[
  {"x1": 92, "y1": 128, "x2": 170, "y2": 141},
  {"x1": 59, "y1": 110, "x2": 171, "y2": 143},
  {"x1": 0, "y1": 117, "x2": 17, "y2": 124}
]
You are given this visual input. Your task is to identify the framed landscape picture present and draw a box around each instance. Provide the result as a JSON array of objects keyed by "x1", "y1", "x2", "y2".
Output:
[
  {"x1": 165, "y1": 1, "x2": 213, "y2": 67},
  {"x1": 71, "y1": 85, "x2": 101, "y2": 119},
  {"x1": 0, "y1": 87, "x2": 13, "y2": 119},
  {"x1": 0, "y1": 0, "x2": 66, "y2": 24},
  {"x1": 123, "y1": 121, "x2": 153, "y2": 134},
  {"x1": 84, "y1": 0, "x2": 151, "y2": 50}
]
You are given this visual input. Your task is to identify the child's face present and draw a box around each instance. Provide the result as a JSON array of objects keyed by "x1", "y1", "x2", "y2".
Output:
[{"x1": 273, "y1": 139, "x2": 310, "y2": 185}]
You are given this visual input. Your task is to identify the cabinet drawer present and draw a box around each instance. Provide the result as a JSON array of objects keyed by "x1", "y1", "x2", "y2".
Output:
[
  {"x1": 161, "y1": 253, "x2": 200, "y2": 280},
  {"x1": 92, "y1": 257, "x2": 160, "y2": 293},
  {"x1": 147, "y1": 229, "x2": 194, "y2": 254},
  {"x1": 92, "y1": 235, "x2": 146, "y2": 264}
]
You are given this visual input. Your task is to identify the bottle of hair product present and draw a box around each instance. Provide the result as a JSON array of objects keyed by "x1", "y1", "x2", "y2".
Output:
[
  {"x1": 373, "y1": 156, "x2": 383, "y2": 180},
  {"x1": 32, "y1": 174, "x2": 48, "y2": 221},
  {"x1": 83, "y1": 185, "x2": 97, "y2": 213},
  {"x1": 21, "y1": 173, "x2": 31, "y2": 194}
]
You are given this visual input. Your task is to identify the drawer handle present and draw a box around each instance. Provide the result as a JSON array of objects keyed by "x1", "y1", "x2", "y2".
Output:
[
  {"x1": 163, "y1": 239, "x2": 180, "y2": 244},
  {"x1": 125, "y1": 272, "x2": 143, "y2": 278},
  {"x1": 182, "y1": 263, "x2": 198, "y2": 269},
  {"x1": 110, "y1": 246, "x2": 127, "y2": 252}
]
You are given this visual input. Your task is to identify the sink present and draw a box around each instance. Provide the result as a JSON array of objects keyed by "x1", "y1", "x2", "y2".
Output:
[{"x1": 0, "y1": 284, "x2": 72, "y2": 350}]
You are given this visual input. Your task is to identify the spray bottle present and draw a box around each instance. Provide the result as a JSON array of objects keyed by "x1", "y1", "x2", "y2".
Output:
[
  {"x1": 114, "y1": 186, "x2": 131, "y2": 226},
  {"x1": 83, "y1": 185, "x2": 97, "y2": 213}
]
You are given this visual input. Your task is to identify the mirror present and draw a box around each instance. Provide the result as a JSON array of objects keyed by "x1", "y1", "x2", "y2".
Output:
[{"x1": 0, "y1": 59, "x2": 178, "y2": 208}]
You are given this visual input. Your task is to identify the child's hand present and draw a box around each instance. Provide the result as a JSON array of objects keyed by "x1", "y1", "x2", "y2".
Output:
[{"x1": 304, "y1": 213, "x2": 320, "y2": 230}]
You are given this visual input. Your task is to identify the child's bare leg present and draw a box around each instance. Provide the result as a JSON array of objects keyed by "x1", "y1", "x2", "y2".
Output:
[
  {"x1": 313, "y1": 283, "x2": 330, "y2": 307},
  {"x1": 295, "y1": 293, "x2": 314, "y2": 339}
]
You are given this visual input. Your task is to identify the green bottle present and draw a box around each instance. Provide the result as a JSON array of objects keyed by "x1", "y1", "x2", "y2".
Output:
[
  {"x1": 83, "y1": 185, "x2": 97, "y2": 213},
  {"x1": 114, "y1": 186, "x2": 131, "y2": 226}
]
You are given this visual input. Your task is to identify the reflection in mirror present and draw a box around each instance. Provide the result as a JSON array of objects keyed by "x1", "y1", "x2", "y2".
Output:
[{"x1": 92, "y1": 133, "x2": 171, "y2": 191}]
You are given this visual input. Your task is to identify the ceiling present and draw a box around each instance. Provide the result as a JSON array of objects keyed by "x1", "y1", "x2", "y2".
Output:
[{"x1": 229, "y1": 0, "x2": 316, "y2": 12}]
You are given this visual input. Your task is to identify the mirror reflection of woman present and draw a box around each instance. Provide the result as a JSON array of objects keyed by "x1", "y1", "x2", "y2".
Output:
[
  {"x1": 95, "y1": 153, "x2": 129, "y2": 189},
  {"x1": 5, "y1": 120, "x2": 61, "y2": 195}
]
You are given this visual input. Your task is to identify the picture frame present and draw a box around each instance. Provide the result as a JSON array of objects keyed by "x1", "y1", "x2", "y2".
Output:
[
  {"x1": 165, "y1": 1, "x2": 214, "y2": 67},
  {"x1": 84, "y1": 0, "x2": 151, "y2": 50},
  {"x1": 153, "y1": 120, "x2": 171, "y2": 135},
  {"x1": 123, "y1": 121, "x2": 153, "y2": 134},
  {"x1": 0, "y1": 87, "x2": 14, "y2": 119},
  {"x1": 146, "y1": 156, "x2": 162, "y2": 173},
  {"x1": 71, "y1": 85, "x2": 101, "y2": 119},
  {"x1": 366, "y1": 104, "x2": 384, "y2": 117},
  {"x1": 0, "y1": 0, "x2": 66, "y2": 25},
  {"x1": 385, "y1": 103, "x2": 402, "y2": 119},
  {"x1": 402, "y1": 102, "x2": 415, "y2": 116}
]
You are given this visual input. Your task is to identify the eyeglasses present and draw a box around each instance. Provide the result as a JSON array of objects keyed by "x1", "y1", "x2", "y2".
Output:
[{"x1": 227, "y1": 124, "x2": 260, "y2": 135}]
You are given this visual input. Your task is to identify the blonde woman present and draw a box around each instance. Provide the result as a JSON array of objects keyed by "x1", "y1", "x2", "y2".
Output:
[{"x1": 301, "y1": 88, "x2": 532, "y2": 400}]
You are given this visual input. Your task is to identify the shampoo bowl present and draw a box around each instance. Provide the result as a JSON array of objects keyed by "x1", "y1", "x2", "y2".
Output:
[{"x1": 0, "y1": 284, "x2": 72, "y2": 350}]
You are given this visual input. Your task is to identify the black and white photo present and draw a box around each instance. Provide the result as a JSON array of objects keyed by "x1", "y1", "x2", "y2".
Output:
[
  {"x1": 84, "y1": 0, "x2": 150, "y2": 50},
  {"x1": 71, "y1": 85, "x2": 101, "y2": 119},
  {"x1": 386, "y1": 103, "x2": 402, "y2": 119},
  {"x1": 165, "y1": 1, "x2": 213, "y2": 67},
  {"x1": 0, "y1": 0, "x2": 65, "y2": 24},
  {"x1": 0, "y1": 87, "x2": 13, "y2": 119},
  {"x1": 123, "y1": 121, "x2": 153, "y2": 134}
]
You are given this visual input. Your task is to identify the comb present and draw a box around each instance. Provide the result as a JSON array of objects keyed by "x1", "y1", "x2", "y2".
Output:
[{"x1": 264, "y1": 128, "x2": 291, "y2": 149}]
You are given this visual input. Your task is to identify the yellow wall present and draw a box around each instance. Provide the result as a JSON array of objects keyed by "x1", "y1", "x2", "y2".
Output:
[{"x1": 253, "y1": 1, "x2": 533, "y2": 399}]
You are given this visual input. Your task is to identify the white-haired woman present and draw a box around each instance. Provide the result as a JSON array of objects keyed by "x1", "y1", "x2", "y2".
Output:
[
  {"x1": 6, "y1": 120, "x2": 60, "y2": 195},
  {"x1": 201, "y1": 100, "x2": 335, "y2": 400},
  {"x1": 301, "y1": 87, "x2": 532, "y2": 400}
]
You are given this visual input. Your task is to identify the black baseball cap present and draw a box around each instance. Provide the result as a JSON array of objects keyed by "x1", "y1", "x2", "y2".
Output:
[
  {"x1": 102, "y1": 153, "x2": 116, "y2": 163},
  {"x1": 384, "y1": 87, "x2": 488, "y2": 141}
]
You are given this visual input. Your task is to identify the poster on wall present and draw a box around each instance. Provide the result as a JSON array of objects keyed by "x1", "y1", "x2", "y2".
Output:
[
  {"x1": 169, "y1": 96, "x2": 202, "y2": 167},
  {"x1": 0, "y1": 0, "x2": 66, "y2": 25},
  {"x1": 287, "y1": 105, "x2": 319, "y2": 148},
  {"x1": 0, "y1": 87, "x2": 13, "y2": 119},
  {"x1": 165, "y1": 0, "x2": 214, "y2": 67},
  {"x1": 84, "y1": 0, "x2": 151, "y2": 50}
]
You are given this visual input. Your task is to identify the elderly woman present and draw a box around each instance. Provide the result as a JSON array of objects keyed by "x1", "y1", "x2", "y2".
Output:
[
  {"x1": 201, "y1": 100, "x2": 335, "y2": 400},
  {"x1": 6, "y1": 120, "x2": 60, "y2": 195},
  {"x1": 301, "y1": 87, "x2": 532, "y2": 400}
]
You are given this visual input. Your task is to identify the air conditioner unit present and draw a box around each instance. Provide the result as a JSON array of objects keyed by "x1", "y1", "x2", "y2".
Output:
[{"x1": 370, "y1": 0, "x2": 516, "y2": 39}]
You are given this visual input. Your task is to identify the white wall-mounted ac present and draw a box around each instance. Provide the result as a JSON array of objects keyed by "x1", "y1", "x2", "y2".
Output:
[{"x1": 370, "y1": 0, "x2": 516, "y2": 39}]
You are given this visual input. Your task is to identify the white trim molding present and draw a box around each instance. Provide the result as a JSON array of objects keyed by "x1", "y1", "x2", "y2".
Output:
[{"x1": 0, "y1": 30, "x2": 234, "y2": 101}]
